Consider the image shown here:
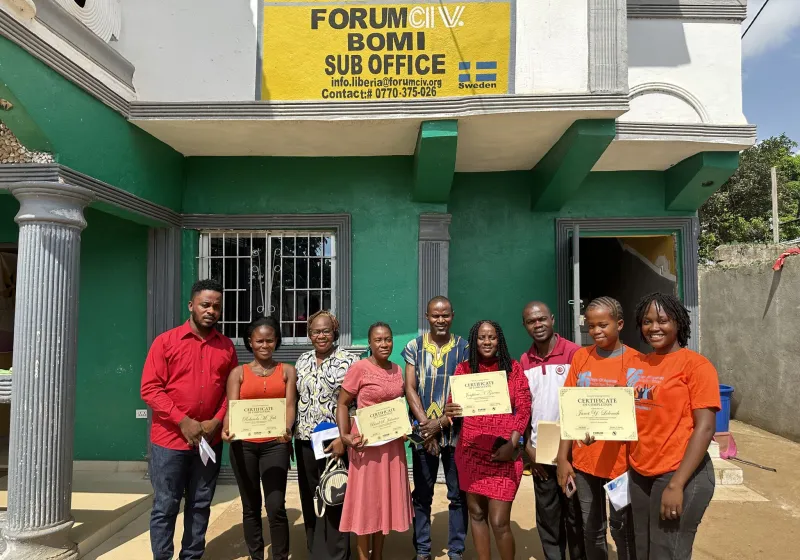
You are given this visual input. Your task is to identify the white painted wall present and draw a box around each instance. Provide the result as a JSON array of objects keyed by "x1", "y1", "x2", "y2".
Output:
[
  {"x1": 627, "y1": 92, "x2": 705, "y2": 123},
  {"x1": 110, "y1": 0, "x2": 589, "y2": 100},
  {"x1": 108, "y1": 1, "x2": 745, "y2": 120},
  {"x1": 626, "y1": 20, "x2": 747, "y2": 124},
  {"x1": 113, "y1": 0, "x2": 257, "y2": 101},
  {"x1": 515, "y1": 0, "x2": 589, "y2": 93},
  {"x1": 0, "y1": 4, "x2": 135, "y2": 100}
]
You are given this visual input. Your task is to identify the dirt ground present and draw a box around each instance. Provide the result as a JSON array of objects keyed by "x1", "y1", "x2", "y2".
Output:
[
  {"x1": 689, "y1": 421, "x2": 798, "y2": 560},
  {"x1": 93, "y1": 420, "x2": 798, "y2": 559}
]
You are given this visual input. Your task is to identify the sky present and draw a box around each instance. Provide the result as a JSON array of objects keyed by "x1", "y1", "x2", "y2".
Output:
[{"x1": 742, "y1": 0, "x2": 800, "y2": 145}]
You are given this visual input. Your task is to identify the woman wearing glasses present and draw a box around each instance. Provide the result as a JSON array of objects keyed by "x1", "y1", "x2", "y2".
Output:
[{"x1": 294, "y1": 310, "x2": 358, "y2": 559}]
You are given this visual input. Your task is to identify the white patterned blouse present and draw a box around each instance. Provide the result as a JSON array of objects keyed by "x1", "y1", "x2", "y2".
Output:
[{"x1": 294, "y1": 347, "x2": 358, "y2": 440}]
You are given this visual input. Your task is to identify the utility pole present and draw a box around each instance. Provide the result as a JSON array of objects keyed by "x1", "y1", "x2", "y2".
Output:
[{"x1": 771, "y1": 166, "x2": 779, "y2": 243}]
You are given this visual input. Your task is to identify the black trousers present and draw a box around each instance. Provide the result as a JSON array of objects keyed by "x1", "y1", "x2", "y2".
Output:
[
  {"x1": 229, "y1": 440, "x2": 291, "y2": 560},
  {"x1": 534, "y1": 464, "x2": 586, "y2": 560},
  {"x1": 295, "y1": 439, "x2": 351, "y2": 560},
  {"x1": 629, "y1": 455, "x2": 715, "y2": 560}
]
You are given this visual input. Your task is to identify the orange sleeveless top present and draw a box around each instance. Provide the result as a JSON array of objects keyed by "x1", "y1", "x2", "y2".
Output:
[{"x1": 239, "y1": 363, "x2": 287, "y2": 443}]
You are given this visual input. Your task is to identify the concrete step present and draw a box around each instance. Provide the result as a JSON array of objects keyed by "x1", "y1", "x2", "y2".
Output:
[
  {"x1": 0, "y1": 471, "x2": 154, "y2": 559},
  {"x1": 709, "y1": 440, "x2": 744, "y2": 485},
  {"x1": 711, "y1": 484, "x2": 768, "y2": 503},
  {"x1": 713, "y1": 458, "x2": 743, "y2": 485}
]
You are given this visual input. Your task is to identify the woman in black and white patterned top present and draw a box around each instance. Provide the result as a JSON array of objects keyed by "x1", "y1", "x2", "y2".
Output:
[{"x1": 294, "y1": 310, "x2": 356, "y2": 559}]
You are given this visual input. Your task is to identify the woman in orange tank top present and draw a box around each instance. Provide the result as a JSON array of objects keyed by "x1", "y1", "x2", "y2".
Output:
[{"x1": 222, "y1": 316, "x2": 297, "y2": 560}]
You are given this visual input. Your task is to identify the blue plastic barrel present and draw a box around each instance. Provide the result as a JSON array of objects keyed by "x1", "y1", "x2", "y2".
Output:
[{"x1": 715, "y1": 384, "x2": 734, "y2": 433}]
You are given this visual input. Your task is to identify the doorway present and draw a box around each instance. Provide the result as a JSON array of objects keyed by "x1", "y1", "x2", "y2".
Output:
[
  {"x1": 577, "y1": 236, "x2": 678, "y2": 353},
  {"x1": 556, "y1": 217, "x2": 700, "y2": 352}
]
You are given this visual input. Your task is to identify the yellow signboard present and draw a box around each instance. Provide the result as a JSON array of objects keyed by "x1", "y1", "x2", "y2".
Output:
[{"x1": 260, "y1": 0, "x2": 514, "y2": 101}]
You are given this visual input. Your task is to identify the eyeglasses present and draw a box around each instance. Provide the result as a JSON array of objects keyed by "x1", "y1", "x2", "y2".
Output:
[{"x1": 310, "y1": 329, "x2": 334, "y2": 337}]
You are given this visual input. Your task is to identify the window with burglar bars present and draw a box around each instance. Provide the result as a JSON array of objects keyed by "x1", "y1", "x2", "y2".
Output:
[{"x1": 198, "y1": 231, "x2": 336, "y2": 346}]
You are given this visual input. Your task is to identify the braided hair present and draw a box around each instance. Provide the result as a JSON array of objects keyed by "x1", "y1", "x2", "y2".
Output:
[
  {"x1": 467, "y1": 320, "x2": 514, "y2": 374},
  {"x1": 635, "y1": 292, "x2": 691, "y2": 348},
  {"x1": 586, "y1": 296, "x2": 624, "y2": 321},
  {"x1": 307, "y1": 310, "x2": 340, "y2": 341}
]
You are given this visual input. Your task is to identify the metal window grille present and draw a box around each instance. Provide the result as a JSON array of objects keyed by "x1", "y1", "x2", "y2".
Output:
[{"x1": 198, "y1": 230, "x2": 336, "y2": 346}]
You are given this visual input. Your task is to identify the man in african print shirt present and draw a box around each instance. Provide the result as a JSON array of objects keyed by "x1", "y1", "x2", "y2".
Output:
[{"x1": 403, "y1": 296, "x2": 470, "y2": 560}]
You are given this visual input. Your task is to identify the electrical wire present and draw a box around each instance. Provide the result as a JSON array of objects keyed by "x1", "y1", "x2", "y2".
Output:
[{"x1": 742, "y1": 0, "x2": 772, "y2": 39}]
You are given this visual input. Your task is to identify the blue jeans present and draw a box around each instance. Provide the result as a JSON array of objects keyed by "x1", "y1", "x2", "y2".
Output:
[
  {"x1": 411, "y1": 445, "x2": 468, "y2": 558},
  {"x1": 149, "y1": 442, "x2": 223, "y2": 560}
]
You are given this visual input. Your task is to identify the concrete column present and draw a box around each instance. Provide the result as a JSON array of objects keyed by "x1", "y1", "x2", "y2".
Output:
[
  {"x1": 418, "y1": 213, "x2": 451, "y2": 335},
  {"x1": 2, "y1": 182, "x2": 93, "y2": 560},
  {"x1": 417, "y1": 213, "x2": 451, "y2": 484}
]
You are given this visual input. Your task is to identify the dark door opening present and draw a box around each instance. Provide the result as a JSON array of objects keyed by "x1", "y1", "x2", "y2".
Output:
[{"x1": 577, "y1": 236, "x2": 678, "y2": 353}]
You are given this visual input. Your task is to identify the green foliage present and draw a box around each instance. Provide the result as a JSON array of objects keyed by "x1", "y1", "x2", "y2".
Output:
[{"x1": 698, "y1": 134, "x2": 800, "y2": 260}]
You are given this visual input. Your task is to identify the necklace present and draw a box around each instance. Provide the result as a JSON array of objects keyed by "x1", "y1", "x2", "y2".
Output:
[{"x1": 251, "y1": 361, "x2": 278, "y2": 391}]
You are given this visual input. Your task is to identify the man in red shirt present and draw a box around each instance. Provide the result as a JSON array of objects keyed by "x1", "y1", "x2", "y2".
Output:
[
  {"x1": 141, "y1": 279, "x2": 238, "y2": 560},
  {"x1": 520, "y1": 302, "x2": 585, "y2": 560}
]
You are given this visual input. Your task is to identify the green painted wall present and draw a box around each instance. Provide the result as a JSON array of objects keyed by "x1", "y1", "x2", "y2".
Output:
[
  {"x1": 184, "y1": 157, "x2": 445, "y2": 467},
  {"x1": 2, "y1": 200, "x2": 150, "y2": 460},
  {"x1": 181, "y1": 229, "x2": 199, "y2": 312},
  {"x1": 0, "y1": 37, "x2": 185, "y2": 211},
  {"x1": 447, "y1": 171, "x2": 693, "y2": 358},
  {"x1": 184, "y1": 156, "x2": 445, "y2": 363},
  {"x1": 0, "y1": 194, "x2": 18, "y2": 243},
  {"x1": 4, "y1": 199, "x2": 149, "y2": 460},
  {"x1": 182, "y1": 161, "x2": 695, "y2": 373},
  {"x1": 7, "y1": 156, "x2": 699, "y2": 464},
  {"x1": 74, "y1": 209, "x2": 149, "y2": 460}
]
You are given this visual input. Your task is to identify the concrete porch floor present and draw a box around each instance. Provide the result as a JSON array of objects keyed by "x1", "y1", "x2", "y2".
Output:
[
  {"x1": 0, "y1": 466, "x2": 153, "y2": 557},
  {"x1": 6, "y1": 419, "x2": 796, "y2": 559}
]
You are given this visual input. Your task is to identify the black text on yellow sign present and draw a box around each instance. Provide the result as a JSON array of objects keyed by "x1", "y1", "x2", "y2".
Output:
[{"x1": 261, "y1": 2, "x2": 513, "y2": 101}]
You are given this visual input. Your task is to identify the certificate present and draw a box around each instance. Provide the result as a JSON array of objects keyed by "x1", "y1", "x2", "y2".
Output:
[
  {"x1": 355, "y1": 397, "x2": 412, "y2": 444},
  {"x1": 449, "y1": 371, "x2": 512, "y2": 417},
  {"x1": 229, "y1": 398, "x2": 287, "y2": 441},
  {"x1": 558, "y1": 387, "x2": 638, "y2": 441}
]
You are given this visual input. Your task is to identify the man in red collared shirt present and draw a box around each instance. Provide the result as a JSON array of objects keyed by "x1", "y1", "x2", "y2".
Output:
[
  {"x1": 141, "y1": 279, "x2": 237, "y2": 560},
  {"x1": 520, "y1": 302, "x2": 585, "y2": 560}
]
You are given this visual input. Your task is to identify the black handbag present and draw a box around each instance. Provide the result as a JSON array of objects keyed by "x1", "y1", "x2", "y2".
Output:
[{"x1": 314, "y1": 456, "x2": 348, "y2": 517}]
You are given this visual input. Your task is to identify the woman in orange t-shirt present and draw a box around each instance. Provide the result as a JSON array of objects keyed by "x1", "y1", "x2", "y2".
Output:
[
  {"x1": 556, "y1": 297, "x2": 638, "y2": 560},
  {"x1": 221, "y1": 316, "x2": 298, "y2": 560},
  {"x1": 627, "y1": 293, "x2": 720, "y2": 560}
]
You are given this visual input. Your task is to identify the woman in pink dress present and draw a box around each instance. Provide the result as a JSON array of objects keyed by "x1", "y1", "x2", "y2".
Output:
[
  {"x1": 336, "y1": 322, "x2": 413, "y2": 560},
  {"x1": 444, "y1": 320, "x2": 531, "y2": 560}
]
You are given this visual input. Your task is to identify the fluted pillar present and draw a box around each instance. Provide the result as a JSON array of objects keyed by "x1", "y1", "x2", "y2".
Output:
[
  {"x1": 2, "y1": 182, "x2": 93, "y2": 560},
  {"x1": 418, "y1": 213, "x2": 451, "y2": 335}
]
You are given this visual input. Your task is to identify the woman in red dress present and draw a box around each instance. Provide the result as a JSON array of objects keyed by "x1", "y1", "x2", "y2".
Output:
[{"x1": 444, "y1": 320, "x2": 531, "y2": 560}]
